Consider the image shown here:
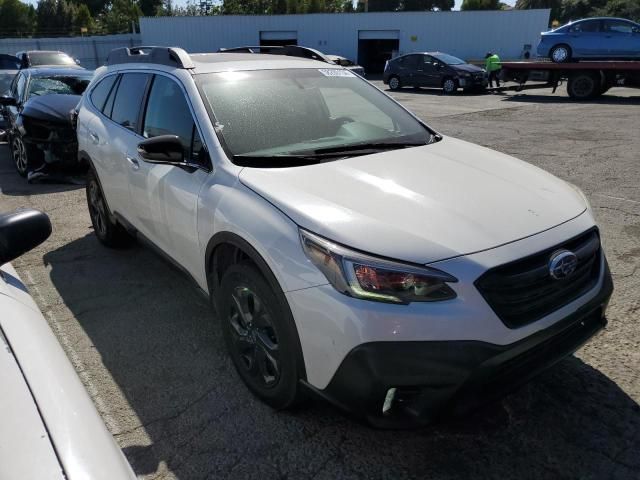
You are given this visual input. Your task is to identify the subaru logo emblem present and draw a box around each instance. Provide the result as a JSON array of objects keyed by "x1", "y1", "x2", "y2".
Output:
[{"x1": 549, "y1": 250, "x2": 578, "y2": 280}]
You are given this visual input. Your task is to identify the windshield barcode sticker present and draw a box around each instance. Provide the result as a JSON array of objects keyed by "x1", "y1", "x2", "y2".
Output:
[{"x1": 318, "y1": 69, "x2": 355, "y2": 77}]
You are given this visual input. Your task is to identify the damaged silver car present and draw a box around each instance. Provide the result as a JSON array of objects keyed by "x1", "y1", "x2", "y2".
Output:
[{"x1": 0, "y1": 67, "x2": 93, "y2": 182}]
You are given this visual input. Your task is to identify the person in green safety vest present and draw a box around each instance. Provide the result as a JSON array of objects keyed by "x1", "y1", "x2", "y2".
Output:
[{"x1": 485, "y1": 52, "x2": 502, "y2": 88}]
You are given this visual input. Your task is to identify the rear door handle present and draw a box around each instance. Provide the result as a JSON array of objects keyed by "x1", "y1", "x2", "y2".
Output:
[
  {"x1": 89, "y1": 132, "x2": 99, "y2": 144},
  {"x1": 126, "y1": 155, "x2": 139, "y2": 171}
]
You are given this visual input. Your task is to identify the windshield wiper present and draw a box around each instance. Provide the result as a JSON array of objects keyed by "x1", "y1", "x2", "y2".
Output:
[
  {"x1": 291, "y1": 141, "x2": 428, "y2": 156},
  {"x1": 232, "y1": 154, "x2": 327, "y2": 168},
  {"x1": 234, "y1": 137, "x2": 441, "y2": 167}
]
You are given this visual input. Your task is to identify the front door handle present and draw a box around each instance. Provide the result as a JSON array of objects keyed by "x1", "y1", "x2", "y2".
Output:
[
  {"x1": 126, "y1": 155, "x2": 139, "y2": 171},
  {"x1": 89, "y1": 132, "x2": 99, "y2": 144}
]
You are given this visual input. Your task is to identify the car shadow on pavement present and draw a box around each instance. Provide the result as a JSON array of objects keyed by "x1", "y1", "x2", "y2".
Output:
[{"x1": 43, "y1": 233, "x2": 640, "y2": 480}]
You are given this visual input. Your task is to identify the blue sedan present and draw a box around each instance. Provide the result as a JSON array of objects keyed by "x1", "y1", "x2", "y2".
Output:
[{"x1": 537, "y1": 17, "x2": 640, "y2": 63}]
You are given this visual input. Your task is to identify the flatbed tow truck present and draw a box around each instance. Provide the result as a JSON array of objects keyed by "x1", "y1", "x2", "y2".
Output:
[{"x1": 491, "y1": 60, "x2": 640, "y2": 100}]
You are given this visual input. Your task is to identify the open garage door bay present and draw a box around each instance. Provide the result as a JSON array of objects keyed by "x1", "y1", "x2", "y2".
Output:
[{"x1": 358, "y1": 30, "x2": 399, "y2": 74}]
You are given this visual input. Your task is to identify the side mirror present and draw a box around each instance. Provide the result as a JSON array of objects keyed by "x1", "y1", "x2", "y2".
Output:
[
  {"x1": 137, "y1": 135, "x2": 184, "y2": 165},
  {"x1": 0, "y1": 209, "x2": 52, "y2": 265},
  {"x1": 0, "y1": 95, "x2": 16, "y2": 107}
]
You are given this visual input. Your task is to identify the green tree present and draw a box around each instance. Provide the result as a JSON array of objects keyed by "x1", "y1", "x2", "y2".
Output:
[
  {"x1": 139, "y1": 0, "x2": 163, "y2": 15},
  {"x1": 307, "y1": 0, "x2": 323, "y2": 11},
  {"x1": 515, "y1": 0, "x2": 562, "y2": 21},
  {"x1": 37, "y1": 0, "x2": 75, "y2": 35},
  {"x1": 461, "y1": 0, "x2": 500, "y2": 9},
  {"x1": 0, "y1": 0, "x2": 36, "y2": 36},
  {"x1": 100, "y1": 0, "x2": 142, "y2": 33},
  {"x1": 75, "y1": 3, "x2": 94, "y2": 33},
  {"x1": 595, "y1": 0, "x2": 640, "y2": 20}
]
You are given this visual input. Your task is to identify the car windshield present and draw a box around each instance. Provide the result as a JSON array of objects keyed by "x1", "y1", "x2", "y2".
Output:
[
  {"x1": 431, "y1": 53, "x2": 466, "y2": 65},
  {"x1": 28, "y1": 73, "x2": 93, "y2": 99},
  {"x1": 197, "y1": 68, "x2": 434, "y2": 166},
  {"x1": 27, "y1": 52, "x2": 76, "y2": 66}
]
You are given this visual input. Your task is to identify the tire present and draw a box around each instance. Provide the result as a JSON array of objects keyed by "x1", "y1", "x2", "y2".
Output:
[
  {"x1": 12, "y1": 135, "x2": 29, "y2": 177},
  {"x1": 442, "y1": 77, "x2": 458, "y2": 94},
  {"x1": 567, "y1": 72, "x2": 598, "y2": 100},
  {"x1": 388, "y1": 76, "x2": 401, "y2": 91},
  {"x1": 218, "y1": 262, "x2": 305, "y2": 409},
  {"x1": 86, "y1": 168, "x2": 133, "y2": 247},
  {"x1": 550, "y1": 44, "x2": 572, "y2": 63}
]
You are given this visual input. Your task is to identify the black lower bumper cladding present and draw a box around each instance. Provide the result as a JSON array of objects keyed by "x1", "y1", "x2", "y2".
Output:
[{"x1": 314, "y1": 264, "x2": 613, "y2": 428}]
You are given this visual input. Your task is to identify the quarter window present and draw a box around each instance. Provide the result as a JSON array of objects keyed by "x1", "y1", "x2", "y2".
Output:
[
  {"x1": 91, "y1": 75, "x2": 118, "y2": 112},
  {"x1": 110, "y1": 73, "x2": 150, "y2": 132}
]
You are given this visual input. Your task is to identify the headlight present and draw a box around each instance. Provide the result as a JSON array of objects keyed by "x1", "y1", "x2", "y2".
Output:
[{"x1": 300, "y1": 229, "x2": 457, "y2": 304}]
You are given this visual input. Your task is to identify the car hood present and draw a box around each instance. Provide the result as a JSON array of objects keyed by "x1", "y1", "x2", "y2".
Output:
[
  {"x1": 22, "y1": 94, "x2": 79, "y2": 123},
  {"x1": 239, "y1": 137, "x2": 586, "y2": 264},
  {"x1": 451, "y1": 63, "x2": 484, "y2": 73}
]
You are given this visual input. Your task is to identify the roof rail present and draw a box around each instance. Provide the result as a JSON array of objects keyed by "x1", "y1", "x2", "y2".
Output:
[
  {"x1": 217, "y1": 45, "x2": 335, "y2": 65},
  {"x1": 106, "y1": 46, "x2": 195, "y2": 69}
]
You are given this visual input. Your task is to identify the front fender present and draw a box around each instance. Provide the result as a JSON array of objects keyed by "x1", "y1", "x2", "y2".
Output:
[{"x1": 198, "y1": 172, "x2": 328, "y2": 295}]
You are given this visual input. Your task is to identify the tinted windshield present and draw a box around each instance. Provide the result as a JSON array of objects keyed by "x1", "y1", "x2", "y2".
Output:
[
  {"x1": 431, "y1": 53, "x2": 466, "y2": 65},
  {"x1": 27, "y1": 52, "x2": 76, "y2": 66},
  {"x1": 27, "y1": 73, "x2": 93, "y2": 99},
  {"x1": 197, "y1": 69, "x2": 433, "y2": 165}
]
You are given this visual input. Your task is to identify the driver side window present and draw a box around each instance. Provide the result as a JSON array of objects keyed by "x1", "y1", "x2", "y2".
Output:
[{"x1": 142, "y1": 75, "x2": 207, "y2": 167}]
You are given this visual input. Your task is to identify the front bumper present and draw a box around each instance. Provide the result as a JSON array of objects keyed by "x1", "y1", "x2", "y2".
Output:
[
  {"x1": 310, "y1": 262, "x2": 613, "y2": 428},
  {"x1": 458, "y1": 75, "x2": 487, "y2": 88}
]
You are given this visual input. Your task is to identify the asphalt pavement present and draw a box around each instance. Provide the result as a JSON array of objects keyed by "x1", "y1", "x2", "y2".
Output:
[{"x1": 1, "y1": 84, "x2": 639, "y2": 479}]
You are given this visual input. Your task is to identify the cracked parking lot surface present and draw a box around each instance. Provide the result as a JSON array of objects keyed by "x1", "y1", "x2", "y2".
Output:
[{"x1": 1, "y1": 84, "x2": 639, "y2": 479}]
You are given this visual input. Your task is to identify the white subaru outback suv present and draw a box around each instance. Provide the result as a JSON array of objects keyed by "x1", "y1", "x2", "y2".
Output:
[{"x1": 76, "y1": 46, "x2": 613, "y2": 428}]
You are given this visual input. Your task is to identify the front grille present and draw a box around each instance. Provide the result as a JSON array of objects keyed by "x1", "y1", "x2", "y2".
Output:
[{"x1": 476, "y1": 229, "x2": 601, "y2": 328}]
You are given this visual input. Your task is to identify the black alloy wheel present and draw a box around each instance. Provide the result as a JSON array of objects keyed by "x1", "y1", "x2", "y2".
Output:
[
  {"x1": 86, "y1": 168, "x2": 132, "y2": 247},
  {"x1": 12, "y1": 135, "x2": 28, "y2": 177},
  {"x1": 218, "y1": 263, "x2": 304, "y2": 409}
]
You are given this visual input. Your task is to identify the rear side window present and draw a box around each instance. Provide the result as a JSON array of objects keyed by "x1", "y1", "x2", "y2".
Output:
[
  {"x1": 142, "y1": 75, "x2": 204, "y2": 164},
  {"x1": 110, "y1": 73, "x2": 150, "y2": 131},
  {"x1": 90, "y1": 75, "x2": 118, "y2": 112}
]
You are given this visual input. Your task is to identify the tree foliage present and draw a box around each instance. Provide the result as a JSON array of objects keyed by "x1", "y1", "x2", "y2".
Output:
[
  {"x1": 0, "y1": 0, "x2": 36, "y2": 36},
  {"x1": 461, "y1": 0, "x2": 500, "y2": 9}
]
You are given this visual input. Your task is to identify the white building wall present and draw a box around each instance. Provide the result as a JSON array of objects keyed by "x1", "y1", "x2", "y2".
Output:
[{"x1": 140, "y1": 10, "x2": 550, "y2": 62}]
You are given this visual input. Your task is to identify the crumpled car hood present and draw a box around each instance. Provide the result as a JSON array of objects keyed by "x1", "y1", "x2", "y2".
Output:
[{"x1": 22, "y1": 94, "x2": 79, "y2": 123}]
